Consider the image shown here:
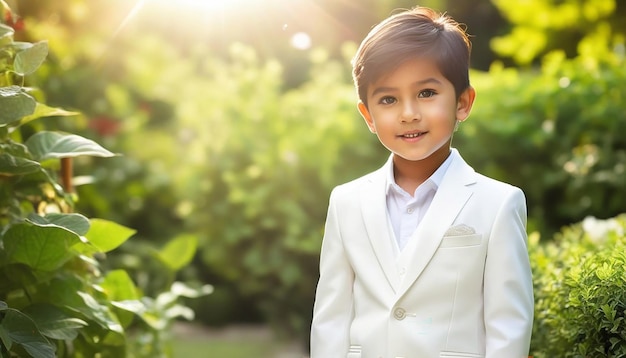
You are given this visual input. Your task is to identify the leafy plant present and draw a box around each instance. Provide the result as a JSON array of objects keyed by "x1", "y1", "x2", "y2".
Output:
[
  {"x1": 529, "y1": 214, "x2": 626, "y2": 357},
  {"x1": 32, "y1": 23, "x2": 383, "y2": 340},
  {"x1": 180, "y1": 44, "x2": 384, "y2": 340},
  {"x1": 0, "y1": 3, "x2": 210, "y2": 357},
  {"x1": 490, "y1": 0, "x2": 624, "y2": 65},
  {"x1": 458, "y1": 43, "x2": 626, "y2": 236},
  {"x1": 12, "y1": 0, "x2": 626, "y2": 348}
]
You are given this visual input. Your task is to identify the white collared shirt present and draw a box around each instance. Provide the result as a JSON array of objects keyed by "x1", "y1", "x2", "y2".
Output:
[{"x1": 386, "y1": 151, "x2": 453, "y2": 251}]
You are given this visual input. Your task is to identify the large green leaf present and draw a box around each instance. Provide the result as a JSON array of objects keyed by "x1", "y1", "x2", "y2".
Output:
[
  {"x1": 44, "y1": 282, "x2": 124, "y2": 334},
  {"x1": 22, "y1": 304, "x2": 87, "y2": 341},
  {"x1": 19, "y1": 103, "x2": 80, "y2": 127},
  {"x1": 13, "y1": 41, "x2": 48, "y2": 76},
  {"x1": 0, "y1": 308, "x2": 55, "y2": 358},
  {"x1": 100, "y1": 270, "x2": 139, "y2": 301},
  {"x1": 156, "y1": 234, "x2": 197, "y2": 271},
  {"x1": 2, "y1": 223, "x2": 81, "y2": 271},
  {"x1": 100, "y1": 270, "x2": 140, "y2": 328},
  {"x1": 75, "y1": 292, "x2": 123, "y2": 333},
  {"x1": 0, "y1": 86, "x2": 37, "y2": 126},
  {"x1": 27, "y1": 213, "x2": 91, "y2": 236},
  {"x1": 24, "y1": 131, "x2": 116, "y2": 161},
  {"x1": 83, "y1": 219, "x2": 135, "y2": 253},
  {"x1": 0, "y1": 153, "x2": 40, "y2": 176},
  {"x1": 6, "y1": 41, "x2": 33, "y2": 52},
  {"x1": 46, "y1": 277, "x2": 86, "y2": 313}
]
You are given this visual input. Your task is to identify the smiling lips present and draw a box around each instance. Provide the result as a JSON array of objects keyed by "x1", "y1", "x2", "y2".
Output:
[{"x1": 400, "y1": 131, "x2": 426, "y2": 138}]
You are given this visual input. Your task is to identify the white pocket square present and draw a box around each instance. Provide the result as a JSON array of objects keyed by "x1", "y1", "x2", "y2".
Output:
[{"x1": 444, "y1": 224, "x2": 476, "y2": 236}]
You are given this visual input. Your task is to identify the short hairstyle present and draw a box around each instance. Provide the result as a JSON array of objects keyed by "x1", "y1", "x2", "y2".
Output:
[{"x1": 352, "y1": 7, "x2": 471, "y2": 107}]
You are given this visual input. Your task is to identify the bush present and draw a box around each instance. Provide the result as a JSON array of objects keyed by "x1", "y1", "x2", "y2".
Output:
[
  {"x1": 529, "y1": 214, "x2": 626, "y2": 357},
  {"x1": 28, "y1": 14, "x2": 384, "y2": 338},
  {"x1": 457, "y1": 52, "x2": 626, "y2": 236},
  {"x1": 184, "y1": 45, "x2": 385, "y2": 340},
  {"x1": 456, "y1": 0, "x2": 626, "y2": 236},
  {"x1": 15, "y1": 0, "x2": 626, "y2": 346},
  {"x1": 0, "y1": 4, "x2": 210, "y2": 357}
]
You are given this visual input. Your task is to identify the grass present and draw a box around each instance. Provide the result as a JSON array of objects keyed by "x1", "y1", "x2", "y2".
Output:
[
  {"x1": 170, "y1": 323, "x2": 306, "y2": 358},
  {"x1": 172, "y1": 339, "x2": 276, "y2": 358}
]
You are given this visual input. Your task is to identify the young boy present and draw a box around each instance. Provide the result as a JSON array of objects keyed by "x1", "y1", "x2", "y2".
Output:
[{"x1": 310, "y1": 6, "x2": 533, "y2": 358}]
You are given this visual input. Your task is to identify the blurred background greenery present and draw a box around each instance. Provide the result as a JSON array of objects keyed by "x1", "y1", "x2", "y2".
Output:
[{"x1": 4, "y1": 0, "x2": 625, "y2": 355}]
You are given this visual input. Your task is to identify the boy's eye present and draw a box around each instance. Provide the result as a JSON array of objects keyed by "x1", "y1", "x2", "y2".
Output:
[
  {"x1": 379, "y1": 96, "x2": 396, "y2": 105},
  {"x1": 418, "y1": 89, "x2": 436, "y2": 98}
]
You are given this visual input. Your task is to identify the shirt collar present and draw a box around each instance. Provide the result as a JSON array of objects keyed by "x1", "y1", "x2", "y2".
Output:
[{"x1": 385, "y1": 149, "x2": 455, "y2": 195}]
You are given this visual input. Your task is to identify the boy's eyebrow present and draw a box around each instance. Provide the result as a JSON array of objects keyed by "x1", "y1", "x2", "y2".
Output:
[{"x1": 371, "y1": 78, "x2": 443, "y2": 97}]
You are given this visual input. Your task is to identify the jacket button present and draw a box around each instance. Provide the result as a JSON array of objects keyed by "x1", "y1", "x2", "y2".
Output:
[{"x1": 393, "y1": 307, "x2": 406, "y2": 320}]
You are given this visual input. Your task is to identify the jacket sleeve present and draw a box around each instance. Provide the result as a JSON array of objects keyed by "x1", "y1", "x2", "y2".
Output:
[
  {"x1": 310, "y1": 188, "x2": 355, "y2": 358},
  {"x1": 484, "y1": 187, "x2": 534, "y2": 357}
]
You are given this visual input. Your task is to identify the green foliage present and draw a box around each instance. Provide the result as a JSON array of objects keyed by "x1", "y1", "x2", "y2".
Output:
[
  {"x1": 178, "y1": 44, "x2": 384, "y2": 338},
  {"x1": 0, "y1": 3, "x2": 210, "y2": 357},
  {"x1": 11, "y1": 0, "x2": 626, "y2": 347},
  {"x1": 30, "y1": 12, "x2": 383, "y2": 336},
  {"x1": 458, "y1": 49, "x2": 626, "y2": 235},
  {"x1": 491, "y1": 0, "x2": 625, "y2": 65},
  {"x1": 529, "y1": 214, "x2": 626, "y2": 357},
  {"x1": 0, "y1": 303, "x2": 56, "y2": 358}
]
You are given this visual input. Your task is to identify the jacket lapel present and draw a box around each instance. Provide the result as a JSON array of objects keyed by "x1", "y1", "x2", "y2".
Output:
[
  {"x1": 360, "y1": 157, "x2": 401, "y2": 293},
  {"x1": 396, "y1": 150, "x2": 477, "y2": 297}
]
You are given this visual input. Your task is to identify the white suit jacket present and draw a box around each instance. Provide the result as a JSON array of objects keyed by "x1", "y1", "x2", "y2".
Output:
[{"x1": 310, "y1": 149, "x2": 533, "y2": 358}]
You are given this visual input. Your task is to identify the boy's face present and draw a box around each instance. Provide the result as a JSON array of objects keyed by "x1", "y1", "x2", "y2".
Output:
[{"x1": 358, "y1": 57, "x2": 474, "y2": 163}]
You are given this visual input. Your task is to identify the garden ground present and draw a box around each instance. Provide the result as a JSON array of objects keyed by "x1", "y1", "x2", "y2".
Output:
[{"x1": 172, "y1": 322, "x2": 308, "y2": 358}]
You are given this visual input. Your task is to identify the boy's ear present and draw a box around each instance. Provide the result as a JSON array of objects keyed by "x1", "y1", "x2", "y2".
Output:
[
  {"x1": 358, "y1": 102, "x2": 377, "y2": 133},
  {"x1": 456, "y1": 86, "x2": 476, "y2": 121}
]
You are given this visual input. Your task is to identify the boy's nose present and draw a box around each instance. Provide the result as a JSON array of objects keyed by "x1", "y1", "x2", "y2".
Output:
[{"x1": 400, "y1": 101, "x2": 420, "y2": 122}]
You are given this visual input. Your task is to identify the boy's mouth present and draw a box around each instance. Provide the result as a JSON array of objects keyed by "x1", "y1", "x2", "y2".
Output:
[{"x1": 400, "y1": 131, "x2": 426, "y2": 138}]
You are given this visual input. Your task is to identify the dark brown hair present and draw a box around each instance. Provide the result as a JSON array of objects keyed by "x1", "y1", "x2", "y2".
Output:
[{"x1": 352, "y1": 7, "x2": 471, "y2": 107}]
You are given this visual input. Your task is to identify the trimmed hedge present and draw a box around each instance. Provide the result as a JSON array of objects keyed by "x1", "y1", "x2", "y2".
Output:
[{"x1": 529, "y1": 214, "x2": 626, "y2": 357}]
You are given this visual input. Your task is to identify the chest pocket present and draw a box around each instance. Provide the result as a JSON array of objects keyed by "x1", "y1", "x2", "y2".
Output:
[
  {"x1": 439, "y1": 234, "x2": 482, "y2": 248},
  {"x1": 439, "y1": 351, "x2": 483, "y2": 358}
]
